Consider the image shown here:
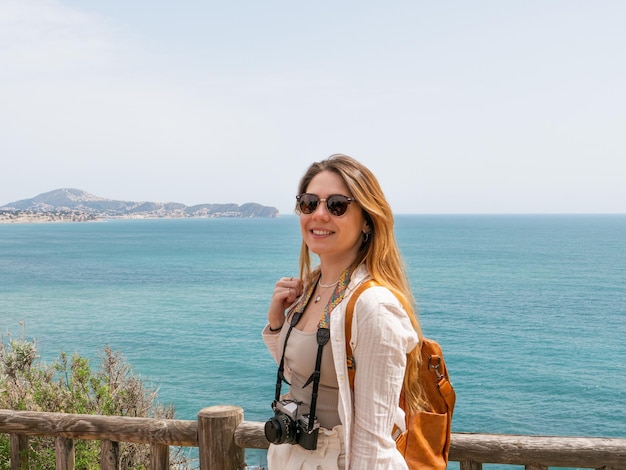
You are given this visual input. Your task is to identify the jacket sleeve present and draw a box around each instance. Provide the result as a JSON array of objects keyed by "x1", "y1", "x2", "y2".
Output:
[
  {"x1": 349, "y1": 287, "x2": 418, "y2": 469},
  {"x1": 261, "y1": 324, "x2": 282, "y2": 364}
]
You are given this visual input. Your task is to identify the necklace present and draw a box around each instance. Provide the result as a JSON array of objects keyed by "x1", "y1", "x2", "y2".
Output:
[
  {"x1": 318, "y1": 279, "x2": 340, "y2": 288},
  {"x1": 290, "y1": 267, "x2": 352, "y2": 325},
  {"x1": 314, "y1": 278, "x2": 340, "y2": 303}
]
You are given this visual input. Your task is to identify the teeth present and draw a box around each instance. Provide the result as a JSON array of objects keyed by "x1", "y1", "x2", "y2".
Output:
[{"x1": 312, "y1": 230, "x2": 332, "y2": 236}]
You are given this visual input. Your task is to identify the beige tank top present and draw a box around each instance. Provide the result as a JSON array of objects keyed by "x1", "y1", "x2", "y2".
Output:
[{"x1": 278, "y1": 326, "x2": 341, "y2": 429}]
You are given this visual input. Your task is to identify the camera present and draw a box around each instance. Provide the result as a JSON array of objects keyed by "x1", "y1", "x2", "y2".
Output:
[{"x1": 264, "y1": 399, "x2": 320, "y2": 450}]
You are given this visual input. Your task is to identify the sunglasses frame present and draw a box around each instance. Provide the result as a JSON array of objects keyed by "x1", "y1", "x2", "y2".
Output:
[{"x1": 296, "y1": 193, "x2": 355, "y2": 217}]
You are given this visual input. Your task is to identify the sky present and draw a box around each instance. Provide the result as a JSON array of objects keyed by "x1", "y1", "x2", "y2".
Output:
[{"x1": 1, "y1": 0, "x2": 624, "y2": 214}]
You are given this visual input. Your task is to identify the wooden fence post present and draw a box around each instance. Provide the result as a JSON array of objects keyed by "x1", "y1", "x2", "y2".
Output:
[
  {"x1": 10, "y1": 434, "x2": 28, "y2": 470},
  {"x1": 100, "y1": 440, "x2": 120, "y2": 470},
  {"x1": 198, "y1": 405, "x2": 245, "y2": 470},
  {"x1": 460, "y1": 460, "x2": 482, "y2": 470},
  {"x1": 150, "y1": 442, "x2": 170, "y2": 470},
  {"x1": 55, "y1": 436, "x2": 75, "y2": 470}
]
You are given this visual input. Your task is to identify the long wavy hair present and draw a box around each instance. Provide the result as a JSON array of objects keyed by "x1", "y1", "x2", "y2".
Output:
[{"x1": 296, "y1": 154, "x2": 427, "y2": 412}]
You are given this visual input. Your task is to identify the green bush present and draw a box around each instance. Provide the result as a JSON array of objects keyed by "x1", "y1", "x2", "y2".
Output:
[{"x1": 0, "y1": 326, "x2": 190, "y2": 469}]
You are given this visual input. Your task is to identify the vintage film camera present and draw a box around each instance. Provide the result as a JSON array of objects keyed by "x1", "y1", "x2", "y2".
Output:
[{"x1": 264, "y1": 399, "x2": 320, "y2": 450}]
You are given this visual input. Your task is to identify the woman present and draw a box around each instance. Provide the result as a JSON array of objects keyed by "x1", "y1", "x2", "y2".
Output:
[{"x1": 262, "y1": 154, "x2": 424, "y2": 469}]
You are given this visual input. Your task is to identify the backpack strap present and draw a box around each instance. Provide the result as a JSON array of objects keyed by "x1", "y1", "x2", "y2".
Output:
[
  {"x1": 345, "y1": 279, "x2": 379, "y2": 391},
  {"x1": 345, "y1": 281, "x2": 455, "y2": 411},
  {"x1": 346, "y1": 281, "x2": 456, "y2": 468},
  {"x1": 427, "y1": 351, "x2": 456, "y2": 411}
]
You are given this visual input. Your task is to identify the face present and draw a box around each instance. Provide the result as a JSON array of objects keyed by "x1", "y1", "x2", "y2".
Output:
[{"x1": 299, "y1": 170, "x2": 369, "y2": 264}]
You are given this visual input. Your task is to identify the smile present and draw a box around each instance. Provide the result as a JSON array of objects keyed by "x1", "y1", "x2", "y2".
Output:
[{"x1": 312, "y1": 229, "x2": 333, "y2": 236}]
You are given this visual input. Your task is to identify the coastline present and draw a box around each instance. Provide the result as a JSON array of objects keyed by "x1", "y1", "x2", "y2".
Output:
[{"x1": 0, "y1": 209, "x2": 278, "y2": 224}]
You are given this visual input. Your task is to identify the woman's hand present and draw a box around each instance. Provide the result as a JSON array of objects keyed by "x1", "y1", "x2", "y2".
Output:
[{"x1": 267, "y1": 276, "x2": 303, "y2": 331}]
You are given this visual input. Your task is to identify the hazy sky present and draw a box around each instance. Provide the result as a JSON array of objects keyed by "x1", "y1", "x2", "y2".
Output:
[{"x1": 1, "y1": 1, "x2": 624, "y2": 214}]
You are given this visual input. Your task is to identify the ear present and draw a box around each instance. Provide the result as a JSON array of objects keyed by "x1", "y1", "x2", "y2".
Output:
[{"x1": 362, "y1": 221, "x2": 371, "y2": 235}]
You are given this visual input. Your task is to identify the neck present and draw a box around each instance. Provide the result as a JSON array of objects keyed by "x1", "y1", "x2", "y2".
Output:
[
  {"x1": 318, "y1": 249, "x2": 359, "y2": 280},
  {"x1": 318, "y1": 261, "x2": 354, "y2": 288},
  {"x1": 318, "y1": 269, "x2": 343, "y2": 288}
]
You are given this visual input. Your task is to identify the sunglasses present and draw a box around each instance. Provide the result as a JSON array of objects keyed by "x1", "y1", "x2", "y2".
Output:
[{"x1": 296, "y1": 193, "x2": 355, "y2": 217}]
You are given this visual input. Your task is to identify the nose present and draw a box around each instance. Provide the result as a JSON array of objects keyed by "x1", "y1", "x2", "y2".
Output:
[{"x1": 312, "y1": 198, "x2": 330, "y2": 217}]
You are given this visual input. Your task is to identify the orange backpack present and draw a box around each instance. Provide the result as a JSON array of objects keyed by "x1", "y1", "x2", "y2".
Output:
[{"x1": 345, "y1": 280, "x2": 456, "y2": 470}]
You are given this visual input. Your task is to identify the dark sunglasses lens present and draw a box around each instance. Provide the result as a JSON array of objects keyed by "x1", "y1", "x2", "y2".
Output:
[
  {"x1": 327, "y1": 195, "x2": 349, "y2": 216},
  {"x1": 299, "y1": 194, "x2": 320, "y2": 214}
]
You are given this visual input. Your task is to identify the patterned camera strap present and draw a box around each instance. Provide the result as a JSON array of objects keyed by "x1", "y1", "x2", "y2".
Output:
[{"x1": 274, "y1": 267, "x2": 353, "y2": 431}]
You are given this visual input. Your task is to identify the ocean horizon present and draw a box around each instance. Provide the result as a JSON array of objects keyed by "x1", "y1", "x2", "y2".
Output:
[{"x1": 1, "y1": 214, "x2": 624, "y2": 469}]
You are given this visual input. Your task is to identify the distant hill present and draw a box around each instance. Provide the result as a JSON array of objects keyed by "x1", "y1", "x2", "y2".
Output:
[{"x1": 0, "y1": 188, "x2": 279, "y2": 223}]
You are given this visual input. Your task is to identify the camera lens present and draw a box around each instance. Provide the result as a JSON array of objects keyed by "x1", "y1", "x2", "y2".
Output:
[{"x1": 264, "y1": 414, "x2": 297, "y2": 445}]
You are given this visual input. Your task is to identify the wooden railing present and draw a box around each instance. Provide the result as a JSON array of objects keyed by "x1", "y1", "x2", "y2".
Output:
[{"x1": 2, "y1": 406, "x2": 625, "y2": 469}]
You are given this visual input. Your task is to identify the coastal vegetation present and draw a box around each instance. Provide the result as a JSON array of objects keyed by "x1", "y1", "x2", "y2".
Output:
[{"x1": 0, "y1": 325, "x2": 189, "y2": 469}]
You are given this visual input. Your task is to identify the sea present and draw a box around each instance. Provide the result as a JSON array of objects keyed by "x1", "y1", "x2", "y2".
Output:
[{"x1": 1, "y1": 215, "x2": 624, "y2": 470}]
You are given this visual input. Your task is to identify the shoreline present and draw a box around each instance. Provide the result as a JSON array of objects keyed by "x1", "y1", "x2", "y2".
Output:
[{"x1": 0, "y1": 210, "x2": 279, "y2": 224}]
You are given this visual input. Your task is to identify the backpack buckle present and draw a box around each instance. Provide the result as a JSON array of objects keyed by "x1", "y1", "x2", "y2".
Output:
[{"x1": 428, "y1": 355, "x2": 443, "y2": 379}]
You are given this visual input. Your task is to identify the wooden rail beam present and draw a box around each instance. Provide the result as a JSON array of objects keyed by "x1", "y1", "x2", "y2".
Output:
[
  {"x1": 0, "y1": 410, "x2": 197, "y2": 446},
  {"x1": 3, "y1": 409, "x2": 626, "y2": 469},
  {"x1": 450, "y1": 433, "x2": 626, "y2": 468}
]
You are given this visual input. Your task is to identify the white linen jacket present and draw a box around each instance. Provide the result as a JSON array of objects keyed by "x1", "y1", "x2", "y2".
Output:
[{"x1": 262, "y1": 265, "x2": 418, "y2": 469}]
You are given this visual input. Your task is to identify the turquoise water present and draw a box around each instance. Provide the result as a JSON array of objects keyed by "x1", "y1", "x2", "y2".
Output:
[{"x1": 1, "y1": 215, "x2": 625, "y2": 469}]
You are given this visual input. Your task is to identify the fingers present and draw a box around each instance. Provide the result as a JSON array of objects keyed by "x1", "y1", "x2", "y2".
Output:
[
  {"x1": 276, "y1": 276, "x2": 303, "y2": 300},
  {"x1": 267, "y1": 276, "x2": 303, "y2": 327}
]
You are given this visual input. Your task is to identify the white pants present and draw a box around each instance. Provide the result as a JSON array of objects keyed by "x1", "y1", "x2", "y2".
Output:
[{"x1": 267, "y1": 425, "x2": 345, "y2": 470}]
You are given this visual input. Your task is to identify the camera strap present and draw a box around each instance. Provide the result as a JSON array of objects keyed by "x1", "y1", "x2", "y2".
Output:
[
  {"x1": 302, "y1": 327, "x2": 329, "y2": 431},
  {"x1": 274, "y1": 310, "x2": 304, "y2": 403},
  {"x1": 272, "y1": 267, "x2": 353, "y2": 431}
]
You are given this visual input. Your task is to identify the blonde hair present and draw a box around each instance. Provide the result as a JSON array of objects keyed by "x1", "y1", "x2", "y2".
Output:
[{"x1": 296, "y1": 154, "x2": 427, "y2": 412}]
